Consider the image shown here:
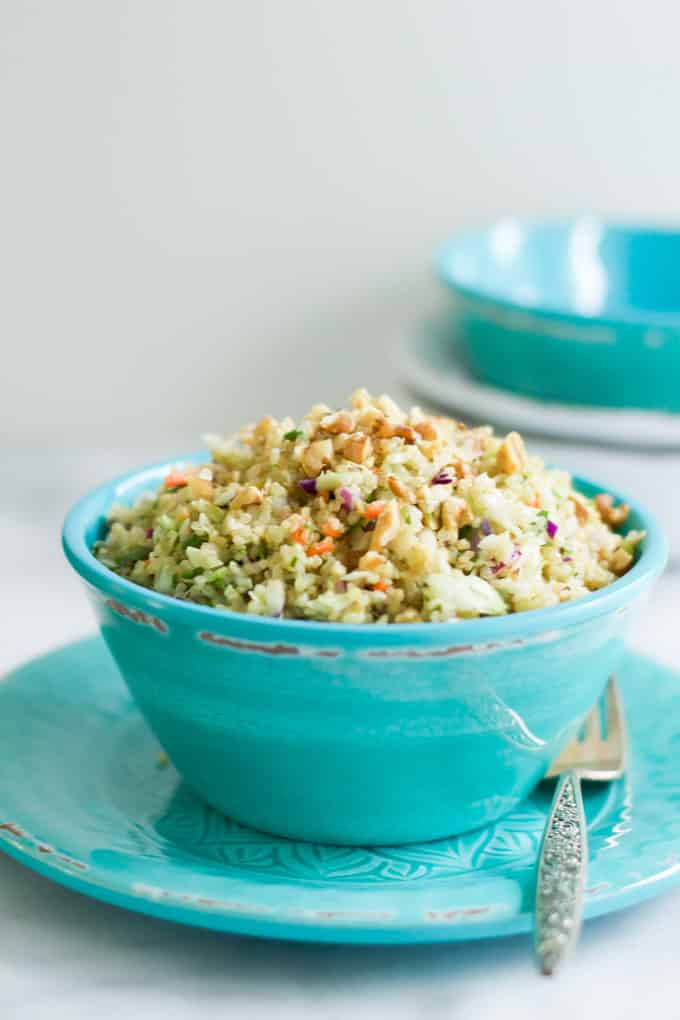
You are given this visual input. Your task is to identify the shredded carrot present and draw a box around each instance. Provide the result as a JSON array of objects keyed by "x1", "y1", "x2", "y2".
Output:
[
  {"x1": 164, "y1": 471, "x2": 187, "y2": 489},
  {"x1": 372, "y1": 579, "x2": 390, "y2": 592},
  {"x1": 531, "y1": 493, "x2": 541, "y2": 508},
  {"x1": 308, "y1": 537, "x2": 334, "y2": 557},
  {"x1": 322, "y1": 521, "x2": 345, "y2": 538},
  {"x1": 363, "y1": 501, "x2": 385, "y2": 520},
  {"x1": 291, "y1": 526, "x2": 307, "y2": 545}
]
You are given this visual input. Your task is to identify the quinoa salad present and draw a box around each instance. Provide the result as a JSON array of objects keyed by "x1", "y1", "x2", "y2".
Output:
[{"x1": 94, "y1": 391, "x2": 643, "y2": 624}]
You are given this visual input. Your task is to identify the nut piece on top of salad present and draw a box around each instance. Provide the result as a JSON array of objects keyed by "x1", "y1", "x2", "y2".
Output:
[{"x1": 94, "y1": 390, "x2": 643, "y2": 624}]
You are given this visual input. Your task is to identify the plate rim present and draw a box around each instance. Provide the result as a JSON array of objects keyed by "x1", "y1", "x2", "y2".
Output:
[{"x1": 3, "y1": 637, "x2": 680, "y2": 944}]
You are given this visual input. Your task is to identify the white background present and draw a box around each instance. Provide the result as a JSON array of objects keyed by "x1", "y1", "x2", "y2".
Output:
[
  {"x1": 3, "y1": 0, "x2": 680, "y2": 447},
  {"x1": 3, "y1": 3, "x2": 680, "y2": 1017}
]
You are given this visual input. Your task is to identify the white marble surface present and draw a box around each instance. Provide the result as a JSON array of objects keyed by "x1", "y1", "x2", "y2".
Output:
[{"x1": 2, "y1": 443, "x2": 680, "y2": 1019}]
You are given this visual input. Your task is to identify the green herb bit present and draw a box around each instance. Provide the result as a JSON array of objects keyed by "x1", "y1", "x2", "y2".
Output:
[
  {"x1": 115, "y1": 545, "x2": 149, "y2": 565},
  {"x1": 283, "y1": 429, "x2": 303, "y2": 442},
  {"x1": 205, "y1": 566, "x2": 228, "y2": 582}
]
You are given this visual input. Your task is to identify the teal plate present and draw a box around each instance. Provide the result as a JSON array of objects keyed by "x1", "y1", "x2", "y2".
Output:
[{"x1": 2, "y1": 637, "x2": 680, "y2": 944}]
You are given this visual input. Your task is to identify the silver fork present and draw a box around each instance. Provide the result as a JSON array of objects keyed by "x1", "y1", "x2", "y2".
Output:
[{"x1": 534, "y1": 677, "x2": 627, "y2": 975}]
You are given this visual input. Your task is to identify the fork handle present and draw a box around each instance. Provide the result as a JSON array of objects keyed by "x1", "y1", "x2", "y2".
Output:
[{"x1": 534, "y1": 770, "x2": 588, "y2": 975}]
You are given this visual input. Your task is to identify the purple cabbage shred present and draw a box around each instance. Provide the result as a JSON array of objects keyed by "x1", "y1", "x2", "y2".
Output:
[
  {"x1": 298, "y1": 478, "x2": 317, "y2": 495},
  {"x1": 339, "y1": 486, "x2": 355, "y2": 511}
]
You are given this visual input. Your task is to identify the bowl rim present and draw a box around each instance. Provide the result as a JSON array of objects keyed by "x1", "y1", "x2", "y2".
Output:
[
  {"x1": 435, "y1": 216, "x2": 680, "y2": 330},
  {"x1": 62, "y1": 451, "x2": 668, "y2": 644}
]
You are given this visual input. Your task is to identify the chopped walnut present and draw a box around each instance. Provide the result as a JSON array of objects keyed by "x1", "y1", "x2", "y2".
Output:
[
  {"x1": 413, "y1": 485, "x2": 426, "y2": 508},
  {"x1": 344, "y1": 432, "x2": 372, "y2": 464},
  {"x1": 395, "y1": 424, "x2": 417, "y2": 442},
  {"x1": 308, "y1": 402, "x2": 333, "y2": 420},
  {"x1": 387, "y1": 475, "x2": 413, "y2": 501},
  {"x1": 358, "y1": 550, "x2": 387, "y2": 571},
  {"x1": 376, "y1": 417, "x2": 417, "y2": 443},
  {"x1": 370, "y1": 500, "x2": 401, "y2": 551},
  {"x1": 253, "y1": 416, "x2": 277, "y2": 441},
  {"x1": 496, "y1": 432, "x2": 527, "y2": 474},
  {"x1": 301, "y1": 438, "x2": 334, "y2": 477},
  {"x1": 571, "y1": 494, "x2": 590, "y2": 525},
  {"x1": 376, "y1": 394, "x2": 405, "y2": 421},
  {"x1": 188, "y1": 477, "x2": 214, "y2": 500},
  {"x1": 285, "y1": 512, "x2": 307, "y2": 531},
  {"x1": 211, "y1": 465, "x2": 240, "y2": 486},
  {"x1": 349, "y1": 387, "x2": 372, "y2": 410},
  {"x1": 413, "y1": 420, "x2": 439, "y2": 441},
  {"x1": 355, "y1": 406, "x2": 384, "y2": 433},
  {"x1": 610, "y1": 547, "x2": 633, "y2": 574},
  {"x1": 319, "y1": 410, "x2": 356, "y2": 435},
  {"x1": 231, "y1": 485, "x2": 263, "y2": 510},
  {"x1": 441, "y1": 497, "x2": 472, "y2": 530},
  {"x1": 595, "y1": 493, "x2": 630, "y2": 527}
]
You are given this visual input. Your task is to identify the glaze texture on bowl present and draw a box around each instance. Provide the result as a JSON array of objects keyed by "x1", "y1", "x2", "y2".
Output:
[
  {"x1": 436, "y1": 219, "x2": 680, "y2": 413},
  {"x1": 62, "y1": 456, "x2": 667, "y2": 845}
]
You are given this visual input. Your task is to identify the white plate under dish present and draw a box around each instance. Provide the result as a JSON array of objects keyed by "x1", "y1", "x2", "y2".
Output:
[{"x1": 401, "y1": 318, "x2": 680, "y2": 450}]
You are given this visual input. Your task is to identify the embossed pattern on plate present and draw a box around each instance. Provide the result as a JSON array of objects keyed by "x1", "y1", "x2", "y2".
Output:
[{"x1": 1, "y1": 637, "x2": 680, "y2": 943}]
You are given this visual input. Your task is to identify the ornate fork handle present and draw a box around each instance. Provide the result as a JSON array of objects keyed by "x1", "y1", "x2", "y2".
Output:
[{"x1": 534, "y1": 770, "x2": 587, "y2": 975}]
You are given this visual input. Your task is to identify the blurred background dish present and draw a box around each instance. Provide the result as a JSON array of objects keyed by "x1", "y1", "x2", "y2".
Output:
[
  {"x1": 401, "y1": 316, "x2": 680, "y2": 448},
  {"x1": 436, "y1": 219, "x2": 680, "y2": 412}
]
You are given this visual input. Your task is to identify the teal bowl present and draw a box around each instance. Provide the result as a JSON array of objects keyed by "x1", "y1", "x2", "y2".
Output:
[
  {"x1": 436, "y1": 219, "x2": 680, "y2": 412},
  {"x1": 62, "y1": 455, "x2": 667, "y2": 846}
]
